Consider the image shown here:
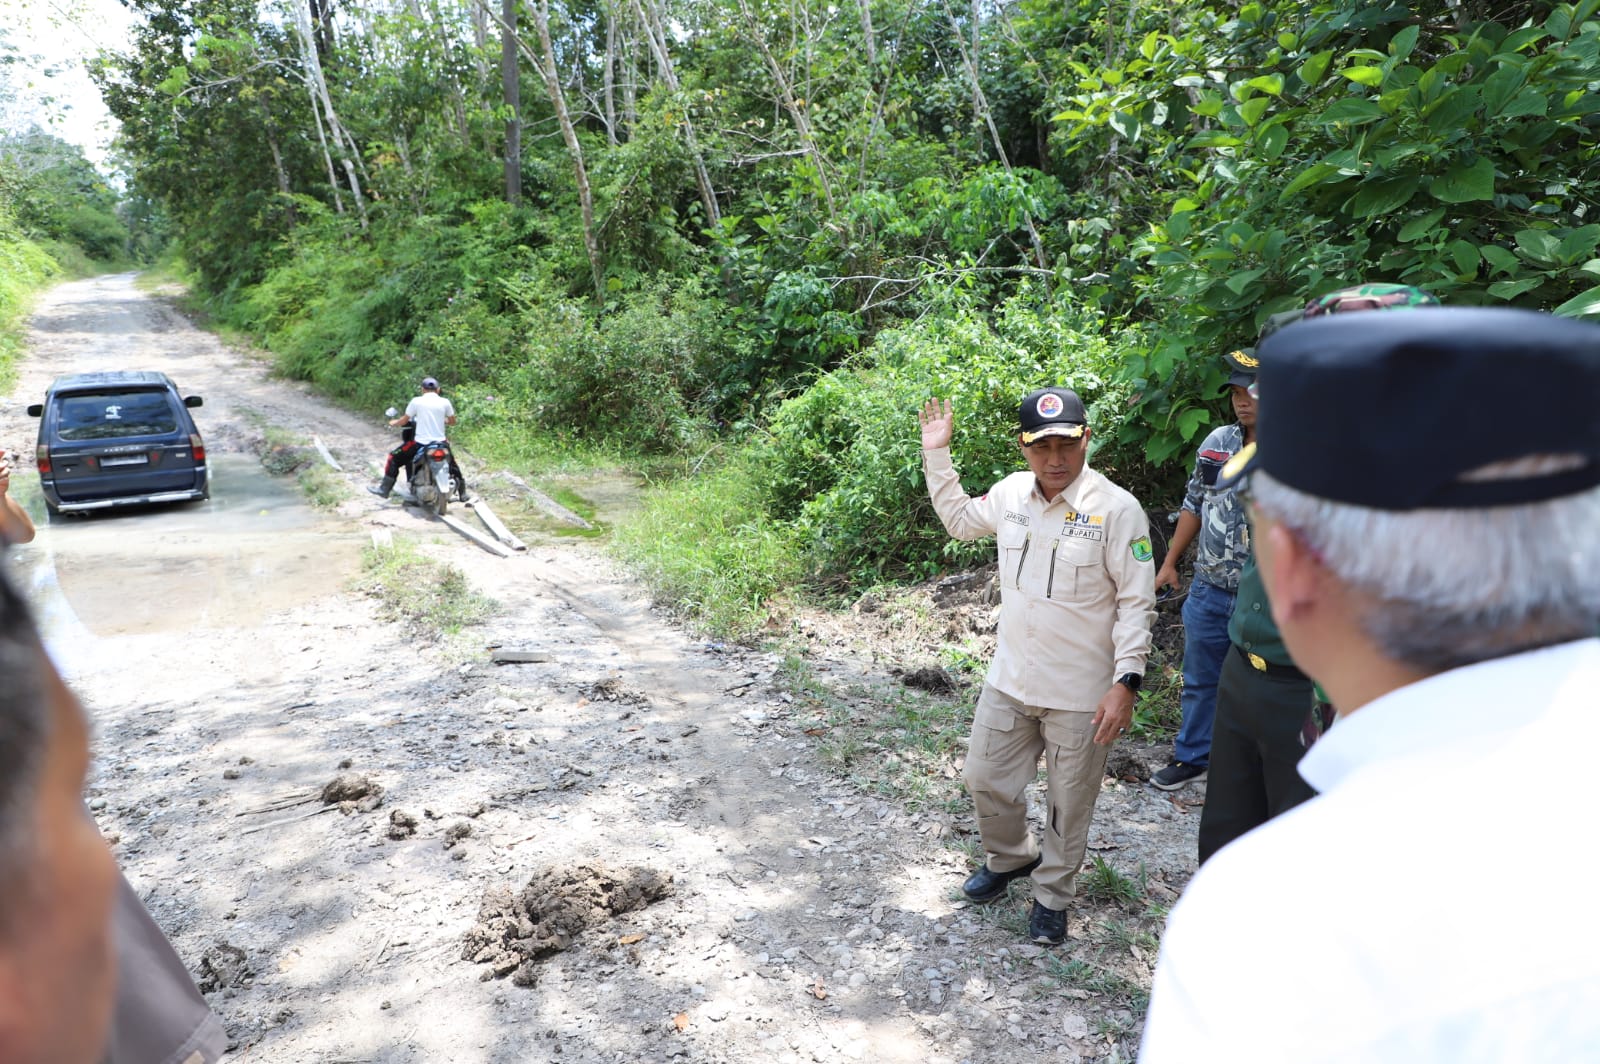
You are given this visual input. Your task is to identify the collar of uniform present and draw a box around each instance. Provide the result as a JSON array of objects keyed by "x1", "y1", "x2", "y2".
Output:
[
  {"x1": 1031, "y1": 466, "x2": 1092, "y2": 505},
  {"x1": 1298, "y1": 639, "x2": 1600, "y2": 794}
]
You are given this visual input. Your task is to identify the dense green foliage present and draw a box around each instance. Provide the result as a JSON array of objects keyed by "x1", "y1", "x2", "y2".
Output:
[
  {"x1": 88, "y1": 0, "x2": 1600, "y2": 633},
  {"x1": 0, "y1": 201, "x2": 60, "y2": 388},
  {"x1": 0, "y1": 133, "x2": 145, "y2": 270}
]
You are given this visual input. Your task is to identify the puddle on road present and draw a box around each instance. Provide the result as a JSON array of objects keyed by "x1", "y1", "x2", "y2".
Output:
[
  {"x1": 514, "y1": 471, "x2": 643, "y2": 541},
  {"x1": 5, "y1": 455, "x2": 363, "y2": 676}
]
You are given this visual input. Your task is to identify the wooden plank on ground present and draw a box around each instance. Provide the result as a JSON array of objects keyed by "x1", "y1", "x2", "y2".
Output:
[
  {"x1": 501, "y1": 472, "x2": 593, "y2": 529},
  {"x1": 312, "y1": 435, "x2": 343, "y2": 471},
  {"x1": 469, "y1": 498, "x2": 528, "y2": 551},
  {"x1": 438, "y1": 511, "x2": 515, "y2": 557},
  {"x1": 490, "y1": 649, "x2": 551, "y2": 664}
]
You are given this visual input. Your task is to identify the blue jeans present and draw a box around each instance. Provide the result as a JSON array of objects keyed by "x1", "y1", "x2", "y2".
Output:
[{"x1": 1173, "y1": 577, "x2": 1236, "y2": 766}]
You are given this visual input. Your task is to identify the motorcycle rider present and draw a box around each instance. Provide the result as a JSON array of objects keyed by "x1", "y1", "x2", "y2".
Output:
[{"x1": 368, "y1": 376, "x2": 467, "y2": 500}]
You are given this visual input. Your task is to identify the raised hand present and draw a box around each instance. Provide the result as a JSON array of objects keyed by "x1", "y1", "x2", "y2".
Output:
[{"x1": 919, "y1": 397, "x2": 954, "y2": 450}]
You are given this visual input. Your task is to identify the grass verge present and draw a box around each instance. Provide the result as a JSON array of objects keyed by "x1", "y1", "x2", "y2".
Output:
[
  {"x1": 610, "y1": 448, "x2": 800, "y2": 643},
  {"x1": 357, "y1": 538, "x2": 497, "y2": 638}
]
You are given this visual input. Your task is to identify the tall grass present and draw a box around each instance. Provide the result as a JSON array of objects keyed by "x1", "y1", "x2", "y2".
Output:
[
  {"x1": 610, "y1": 448, "x2": 799, "y2": 643},
  {"x1": 0, "y1": 222, "x2": 59, "y2": 391}
]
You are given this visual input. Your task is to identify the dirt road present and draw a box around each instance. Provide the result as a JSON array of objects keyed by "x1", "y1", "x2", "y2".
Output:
[{"x1": 4, "y1": 274, "x2": 1195, "y2": 1063}]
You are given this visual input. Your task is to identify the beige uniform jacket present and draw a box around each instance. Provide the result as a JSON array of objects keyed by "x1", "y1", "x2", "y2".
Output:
[{"x1": 924, "y1": 447, "x2": 1156, "y2": 712}]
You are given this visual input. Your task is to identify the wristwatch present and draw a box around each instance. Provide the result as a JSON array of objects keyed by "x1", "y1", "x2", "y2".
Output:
[{"x1": 1115, "y1": 673, "x2": 1142, "y2": 692}]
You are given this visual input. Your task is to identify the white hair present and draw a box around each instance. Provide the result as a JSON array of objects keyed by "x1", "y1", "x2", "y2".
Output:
[{"x1": 1251, "y1": 463, "x2": 1600, "y2": 671}]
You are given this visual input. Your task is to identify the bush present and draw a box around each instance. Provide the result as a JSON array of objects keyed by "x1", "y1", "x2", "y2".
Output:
[
  {"x1": 762, "y1": 296, "x2": 1130, "y2": 585},
  {"x1": 610, "y1": 447, "x2": 800, "y2": 642},
  {"x1": 505, "y1": 275, "x2": 743, "y2": 453}
]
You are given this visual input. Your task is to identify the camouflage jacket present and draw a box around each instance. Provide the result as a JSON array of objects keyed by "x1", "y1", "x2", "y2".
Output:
[{"x1": 1181, "y1": 423, "x2": 1251, "y2": 591}]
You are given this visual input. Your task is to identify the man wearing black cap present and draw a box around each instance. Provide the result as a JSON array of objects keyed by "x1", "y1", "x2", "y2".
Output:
[
  {"x1": 1196, "y1": 283, "x2": 1439, "y2": 863},
  {"x1": 1140, "y1": 307, "x2": 1600, "y2": 1061},
  {"x1": 919, "y1": 388, "x2": 1156, "y2": 945},
  {"x1": 1150, "y1": 348, "x2": 1258, "y2": 791}
]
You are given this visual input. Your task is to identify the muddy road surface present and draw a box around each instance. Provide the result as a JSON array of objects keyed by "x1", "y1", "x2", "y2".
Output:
[{"x1": 3, "y1": 274, "x2": 1192, "y2": 1063}]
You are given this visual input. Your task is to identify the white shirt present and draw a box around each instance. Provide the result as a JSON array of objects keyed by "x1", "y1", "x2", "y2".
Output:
[
  {"x1": 922, "y1": 447, "x2": 1155, "y2": 711},
  {"x1": 406, "y1": 392, "x2": 455, "y2": 444},
  {"x1": 1141, "y1": 638, "x2": 1600, "y2": 1064}
]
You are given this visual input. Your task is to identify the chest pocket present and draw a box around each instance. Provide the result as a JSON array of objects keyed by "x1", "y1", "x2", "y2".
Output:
[
  {"x1": 998, "y1": 523, "x2": 1030, "y2": 591},
  {"x1": 1045, "y1": 535, "x2": 1105, "y2": 601}
]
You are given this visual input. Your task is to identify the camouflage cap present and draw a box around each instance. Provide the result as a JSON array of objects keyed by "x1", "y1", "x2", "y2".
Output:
[
  {"x1": 1301, "y1": 283, "x2": 1440, "y2": 319},
  {"x1": 1257, "y1": 283, "x2": 1440, "y2": 345}
]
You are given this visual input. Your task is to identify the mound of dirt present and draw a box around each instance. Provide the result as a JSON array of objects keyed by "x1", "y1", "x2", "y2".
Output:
[
  {"x1": 320, "y1": 773, "x2": 384, "y2": 812},
  {"x1": 901, "y1": 665, "x2": 957, "y2": 693},
  {"x1": 461, "y1": 862, "x2": 674, "y2": 986},
  {"x1": 197, "y1": 941, "x2": 251, "y2": 993},
  {"x1": 578, "y1": 676, "x2": 648, "y2": 705}
]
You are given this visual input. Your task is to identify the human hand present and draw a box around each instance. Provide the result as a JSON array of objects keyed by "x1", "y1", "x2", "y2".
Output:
[
  {"x1": 0, "y1": 454, "x2": 11, "y2": 495},
  {"x1": 1154, "y1": 562, "x2": 1181, "y2": 595},
  {"x1": 919, "y1": 398, "x2": 953, "y2": 450},
  {"x1": 1091, "y1": 683, "x2": 1136, "y2": 745}
]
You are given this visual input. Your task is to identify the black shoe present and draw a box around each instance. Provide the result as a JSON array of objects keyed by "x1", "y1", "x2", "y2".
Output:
[
  {"x1": 1151, "y1": 760, "x2": 1207, "y2": 791},
  {"x1": 1028, "y1": 901, "x2": 1067, "y2": 945},
  {"x1": 961, "y1": 855, "x2": 1042, "y2": 904}
]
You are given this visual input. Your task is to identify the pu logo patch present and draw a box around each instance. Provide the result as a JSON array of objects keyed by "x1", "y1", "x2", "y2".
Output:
[{"x1": 1130, "y1": 536, "x2": 1154, "y2": 562}]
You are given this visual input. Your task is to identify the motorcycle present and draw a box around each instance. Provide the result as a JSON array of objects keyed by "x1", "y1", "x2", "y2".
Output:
[{"x1": 385, "y1": 407, "x2": 457, "y2": 516}]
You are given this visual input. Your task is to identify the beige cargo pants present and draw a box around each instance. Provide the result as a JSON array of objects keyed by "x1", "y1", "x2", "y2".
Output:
[{"x1": 962, "y1": 683, "x2": 1110, "y2": 910}]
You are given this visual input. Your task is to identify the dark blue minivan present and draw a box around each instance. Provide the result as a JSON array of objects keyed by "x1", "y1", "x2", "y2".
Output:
[{"x1": 27, "y1": 371, "x2": 209, "y2": 515}]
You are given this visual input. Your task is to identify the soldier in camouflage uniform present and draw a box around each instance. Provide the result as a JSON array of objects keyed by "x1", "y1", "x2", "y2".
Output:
[
  {"x1": 1197, "y1": 282, "x2": 1440, "y2": 864},
  {"x1": 1151, "y1": 350, "x2": 1258, "y2": 790}
]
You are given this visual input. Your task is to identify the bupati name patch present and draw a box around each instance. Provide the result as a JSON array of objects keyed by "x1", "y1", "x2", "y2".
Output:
[{"x1": 1062, "y1": 526, "x2": 1103, "y2": 541}]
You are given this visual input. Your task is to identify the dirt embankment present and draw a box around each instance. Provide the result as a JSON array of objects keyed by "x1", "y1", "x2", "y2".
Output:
[{"x1": 7, "y1": 274, "x2": 1202, "y2": 1064}]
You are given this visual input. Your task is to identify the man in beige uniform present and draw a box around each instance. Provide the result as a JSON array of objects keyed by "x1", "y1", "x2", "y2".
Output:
[{"x1": 920, "y1": 387, "x2": 1156, "y2": 944}]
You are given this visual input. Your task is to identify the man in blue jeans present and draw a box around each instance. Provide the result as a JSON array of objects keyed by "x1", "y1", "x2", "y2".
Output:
[{"x1": 1150, "y1": 349, "x2": 1257, "y2": 790}]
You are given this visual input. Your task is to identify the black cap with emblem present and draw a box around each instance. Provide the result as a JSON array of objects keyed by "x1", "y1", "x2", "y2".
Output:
[
  {"x1": 1217, "y1": 307, "x2": 1600, "y2": 509},
  {"x1": 1018, "y1": 387, "x2": 1087, "y2": 445},
  {"x1": 1223, "y1": 348, "x2": 1258, "y2": 391}
]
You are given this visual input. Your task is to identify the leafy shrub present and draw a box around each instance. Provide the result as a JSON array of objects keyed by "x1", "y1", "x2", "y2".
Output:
[
  {"x1": 762, "y1": 297, "x2": 1128, "y2": 585},
  {"x1": 506, "y1": 275, "x2": 742, "y2": 453},
  {"x1": 1052, "y1": 0, "x2": 1600, "y2": 465},
  {"x1": 610, "y1": 448, "x2": 799, "y2": 642}
]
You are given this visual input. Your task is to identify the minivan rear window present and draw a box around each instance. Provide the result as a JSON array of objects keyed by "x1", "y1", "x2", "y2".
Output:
[{"x1": 56, "y1": 390, "x2": 180, "y2": 441}]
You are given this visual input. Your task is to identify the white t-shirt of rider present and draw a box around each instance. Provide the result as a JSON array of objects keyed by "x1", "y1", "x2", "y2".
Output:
[{"x1": 406, "y1": 392, "x2": 455, "y2": 444}]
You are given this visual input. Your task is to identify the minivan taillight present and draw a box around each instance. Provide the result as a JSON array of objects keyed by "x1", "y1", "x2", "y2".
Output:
[
  {"x1": 35, "y1": 444, "x2": 50, "y2": 476},
  {"x1": 190, "y1": 434, "x2": 206, "y2": 463}
]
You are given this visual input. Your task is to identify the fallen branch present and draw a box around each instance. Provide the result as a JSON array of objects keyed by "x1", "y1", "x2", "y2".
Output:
[
  {"x1": 237, "y1": 805, "x2": 337, "y2": 835},
  {"x1": 234, "y1": 793, "x2": 320, "y2": 817}
]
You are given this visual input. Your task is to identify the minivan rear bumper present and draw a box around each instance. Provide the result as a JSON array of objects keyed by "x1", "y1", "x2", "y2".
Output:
[{"x1": 52, "y1": 487, "x2": 209, "y2": 513}]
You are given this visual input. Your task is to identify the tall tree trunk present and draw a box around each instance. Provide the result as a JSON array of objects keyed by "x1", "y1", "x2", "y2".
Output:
[
  {"x1": 307, "y1": 0, "x2": 337, "y2": 67},
  {"x1": 292, "y1": 0, "x2": 369, "y2": 231},
  {"x1": 735, "y1": 0, "x2": 836, "y2": 220},
  {"x1": 305, "y1": 82, "x2": 347, "y2": 216},
  {"x1": 527, "y1": 0, "x2": 605, "y2": 298},
  {"x1": 602, "y1": 0, "x2": 619, "y2": 146},
  {"x1": 632, "y1": 0, "x2": 720, "y2": 229},
  {"x1": 946, "y1": 0, "x2": 1047, "y2": 274},
  {"x1": 256, "y1": 98, "x2": 298, "y2": 229},
  {"x1": 502, "y1": 0, "x2": 522, "y2": 205},
  {"x1": 856, "y1": 0, "x2": 877, "y2": 67}
]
